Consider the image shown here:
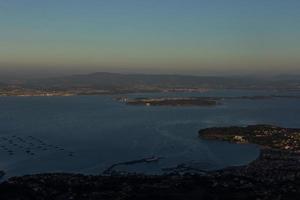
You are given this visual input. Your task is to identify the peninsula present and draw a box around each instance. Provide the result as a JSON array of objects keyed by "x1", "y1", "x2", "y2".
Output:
[{"x1": 199, "y1": 124, "x2": 300, "y2": 151}]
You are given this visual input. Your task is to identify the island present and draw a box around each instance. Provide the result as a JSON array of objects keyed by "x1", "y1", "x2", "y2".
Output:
[
  {"x1": 118, "y1": 97, "x2": 220, "y2": 107},
  {"x1": 116, "y1": 95, "x2": 300, "y2": 107},
  {"x1": 0, "y1": 125, "x2": 299, "y2": 200}
]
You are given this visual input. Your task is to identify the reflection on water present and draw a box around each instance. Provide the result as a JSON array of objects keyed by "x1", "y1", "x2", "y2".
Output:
[{"x1": 0, "y1": 89, "x2": 299, "y2": 177}]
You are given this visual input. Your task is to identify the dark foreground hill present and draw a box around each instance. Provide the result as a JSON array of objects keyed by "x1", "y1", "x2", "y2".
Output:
[{"x1": 0, "y1": 149, "x2": 299, "y2": 200}]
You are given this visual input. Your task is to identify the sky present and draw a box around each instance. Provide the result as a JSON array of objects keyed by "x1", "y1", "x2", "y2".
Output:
[{"x1": 0, "y1": 0, "x2": 299, "y2": 76}]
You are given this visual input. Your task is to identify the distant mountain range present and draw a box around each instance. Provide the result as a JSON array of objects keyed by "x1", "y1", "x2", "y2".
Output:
[{"x1": 2, "y1": 72, "x2": 300, "y2": 92}]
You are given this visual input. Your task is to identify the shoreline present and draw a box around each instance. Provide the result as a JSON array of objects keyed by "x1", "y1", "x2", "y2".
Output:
[
  {"x1": 1, "y1": 87, "x2": 300, "y2": 97},
  {"x1": 0, "y1": 124, "x2": 299, "y2": 199}
]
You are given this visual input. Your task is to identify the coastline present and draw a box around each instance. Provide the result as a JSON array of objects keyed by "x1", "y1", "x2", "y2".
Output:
[{"x1": 0, "y1": 125, "x2": 299, "y2": 199}]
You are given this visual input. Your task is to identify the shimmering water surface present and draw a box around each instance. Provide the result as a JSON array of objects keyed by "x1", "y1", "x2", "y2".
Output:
[{"x1": 1, "y1": 89, "x2": 300, "y2": 178}]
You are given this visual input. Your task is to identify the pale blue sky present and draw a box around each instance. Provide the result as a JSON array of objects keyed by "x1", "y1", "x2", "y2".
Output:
[{"x1": 0, "y1": 0, "x2": 299, "y2": 75}]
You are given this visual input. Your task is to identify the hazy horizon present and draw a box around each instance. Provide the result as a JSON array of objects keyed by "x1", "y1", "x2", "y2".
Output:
[
  {"x1": 1, "y1": 69, "x2": 300, "y2": 81},
  {"x1": 0, "y1": 0, "x2": 300, "y2": 76}
]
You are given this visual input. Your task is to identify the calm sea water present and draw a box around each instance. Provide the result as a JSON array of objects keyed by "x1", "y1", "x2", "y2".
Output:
[{"x1": 0, "y1": 89, "x2": 300, "y2": 178}]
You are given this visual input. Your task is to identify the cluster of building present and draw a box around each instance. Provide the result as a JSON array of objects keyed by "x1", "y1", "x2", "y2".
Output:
[
  {"x1": 202, "y1": 125, "x2": 300, "y2": 153},
  {"x1": 0, "y1": 88, "x2": 75, "y2": 97},
  {"x1": 209, "y1": 148, "x2": 300, "y2": 199},
  {"x1": 251, "y1": 127, "x2": 300, "y2": 152}
]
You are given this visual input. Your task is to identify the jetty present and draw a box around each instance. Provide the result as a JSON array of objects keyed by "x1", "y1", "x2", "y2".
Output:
[{"x1": 103, "y1": 156, "x2": 163, "y2": 174}]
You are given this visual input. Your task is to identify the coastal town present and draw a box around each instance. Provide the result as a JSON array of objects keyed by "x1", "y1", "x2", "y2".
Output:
[
  {"x1": 0, "y1": 86, "x2": 209, "y2": 97},
  {"x1": 0, "y1": 88, "x2": 75, "y2": 97},
  {"x1": 199, "y1": 124, "x2": 300, "y2": 152},
  {"x1": 0, "y1": 88, "x2": 113, "y2": 97}
]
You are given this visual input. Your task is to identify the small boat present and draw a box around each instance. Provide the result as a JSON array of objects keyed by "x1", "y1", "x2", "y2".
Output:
[{"x1": 145, "y1": 156, "x2": 160, "y2": 163}]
